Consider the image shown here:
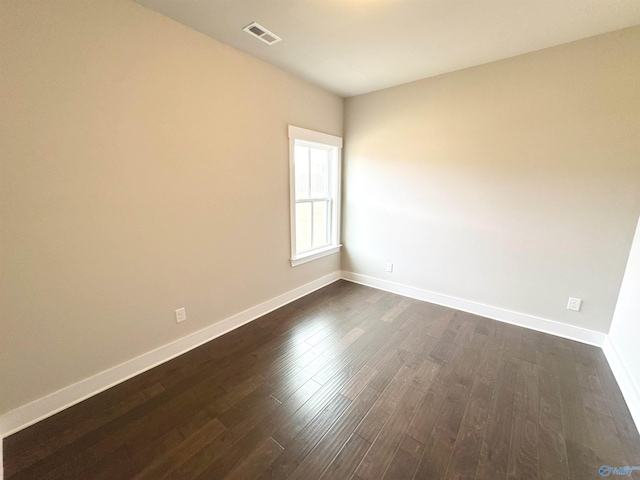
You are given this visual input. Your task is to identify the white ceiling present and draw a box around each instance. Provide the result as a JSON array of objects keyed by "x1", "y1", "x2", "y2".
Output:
[{"x1": 134, "y1": 0, "x2": 640, "y2": 97}]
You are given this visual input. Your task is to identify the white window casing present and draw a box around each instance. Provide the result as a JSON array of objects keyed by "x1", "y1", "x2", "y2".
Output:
[{"x1": 288, "y1": 125, "x2": 343, "y2": 266}]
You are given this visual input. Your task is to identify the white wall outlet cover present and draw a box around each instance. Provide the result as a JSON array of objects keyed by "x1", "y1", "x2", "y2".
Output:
[
  {"x1": 567, "y1": 297, "x2": 582, "y2": 312},
  {"x1": 175, "y1": 307, "x2": 187, "y2": 323},
  {"x1": 386, "y1": 263, "x2": 394, "y2": 273}
]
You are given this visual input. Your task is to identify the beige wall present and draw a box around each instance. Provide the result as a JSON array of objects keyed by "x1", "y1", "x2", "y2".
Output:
[
  {"x1": 343, "y1": 27, "x2": 640, "y2": 334},
  {"x1": 0, "y1": 0, "x2": 342, "y2": 415}
]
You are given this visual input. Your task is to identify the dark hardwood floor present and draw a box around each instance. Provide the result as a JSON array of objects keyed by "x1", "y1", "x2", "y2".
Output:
[{"x1": 4, "y1": 280, "x2": 640, "y2": 479}]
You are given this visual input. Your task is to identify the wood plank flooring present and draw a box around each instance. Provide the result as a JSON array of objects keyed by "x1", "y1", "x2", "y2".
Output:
[{"x1": 4, "y1": 280, "x2": 639, "y2": 479}]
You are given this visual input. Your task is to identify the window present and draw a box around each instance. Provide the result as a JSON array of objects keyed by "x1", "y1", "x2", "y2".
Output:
[{"x1": 288, "y1": 125, "x2": 342, "y2": 266}]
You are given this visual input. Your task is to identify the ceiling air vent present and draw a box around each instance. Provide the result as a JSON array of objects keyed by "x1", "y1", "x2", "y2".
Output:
[{"x1": 243, "y1": 22, "x2": 281, "y2": 46}]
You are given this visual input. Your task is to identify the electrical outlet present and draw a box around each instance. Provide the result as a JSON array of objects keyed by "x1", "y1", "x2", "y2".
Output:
[
  {"x1": 386, "y1": 263, "x2": 393, "y2": 273},
  {"x1": 175, "y1": 307, "x2": 187, "y2": 323},
  {"x1": 567, "y1": 297, "x2": 582, "y2": 312}
]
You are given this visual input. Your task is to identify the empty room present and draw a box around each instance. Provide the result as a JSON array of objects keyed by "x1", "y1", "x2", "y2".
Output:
[{"x1": 1, "y1": 1, "x2": 640, "y2": 479}]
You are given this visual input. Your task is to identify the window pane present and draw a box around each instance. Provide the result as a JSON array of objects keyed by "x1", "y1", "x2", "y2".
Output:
[
  {"x1": 295, "y1": 202, "x2": 312, "y2": 252},
  {"x1": 310, "y1": 148, "x2": 329, "y2": 198},
  {"x1": 294, "y1": 145, "x2": 310, "y2": 200},
  {"x1": 312, "y1": 200, "x2": 329, "y2": 247}
]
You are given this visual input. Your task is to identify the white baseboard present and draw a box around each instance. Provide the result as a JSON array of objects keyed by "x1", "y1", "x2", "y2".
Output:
[
  {"x1": 603, "y1": 337, "x2": 640, "y2": 435},
  {"x1": 5, "y1": 269, "x2": 635, "y2": 480},
  {"x1": 0, "y1": 271, "x2": 341, "y2": 442},
  {"x1": 340, "y1": 271, "x2": 607, "y2": 347}
]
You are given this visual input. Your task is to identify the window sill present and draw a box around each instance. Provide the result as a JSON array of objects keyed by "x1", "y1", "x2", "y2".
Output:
[{"x1": 291, "y1": 245, "x2": 341, "y2": 267}]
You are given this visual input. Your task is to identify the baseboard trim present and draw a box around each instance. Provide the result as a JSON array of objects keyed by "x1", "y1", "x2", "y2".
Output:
[
  {"x1": 0, "y1": 271, "x2": 341, "y2": 441},
  {"x1": 603, "y1": 337, "x2": 640, "y2": 435},
  {"x1": 340, "y1": 271, "x2": 607, "y2": 347},
  {"x1": 4, "y1": 269, "x2": 632, "y2": 480}
]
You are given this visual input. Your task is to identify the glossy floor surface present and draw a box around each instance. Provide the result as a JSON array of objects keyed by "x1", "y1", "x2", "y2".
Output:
[{"x1": 4, "y1": 280, "x2": 640, "y2": 479}]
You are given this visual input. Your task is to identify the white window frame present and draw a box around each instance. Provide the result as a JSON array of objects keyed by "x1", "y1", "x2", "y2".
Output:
[{"x1": 288, "y1": 125, "x2": 343, "y2": 267}]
